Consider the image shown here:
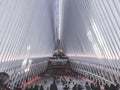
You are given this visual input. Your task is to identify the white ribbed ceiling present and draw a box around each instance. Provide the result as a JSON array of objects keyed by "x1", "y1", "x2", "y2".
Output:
[
  {"x1": 0, "y1": 0, "x2": 120, "y2": 62},
  {"x1": 61, "y1": 0, "x2": 120, "y2": 60},
  {"x1": 0, "y1": 0, "x2": 55, "y2": 62}
]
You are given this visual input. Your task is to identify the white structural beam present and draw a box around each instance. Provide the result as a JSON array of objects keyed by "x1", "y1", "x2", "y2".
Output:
[
  {"x1": 0, "y1": 0, "x2": 55, "y2": 62},
  {"x1": 62, "y1": 0, "x2": 120, "y2": 60}
]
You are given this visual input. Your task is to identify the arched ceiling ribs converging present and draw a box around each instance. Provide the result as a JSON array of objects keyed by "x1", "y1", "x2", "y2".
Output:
[
  {"x1": 61, "y1": 0, "x2": 120, "y2": 60},
  {"x1": 0, "y1": 0, "x2": 119, "y2": 61},
  {"x1": 0, "y1": 0, "x2": 55, "y2": 62}
]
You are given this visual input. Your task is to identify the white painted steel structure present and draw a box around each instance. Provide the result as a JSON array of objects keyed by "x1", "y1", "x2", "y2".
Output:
[
  {"x1": 0, "y1": 0, "x2": 120, "y2": 87},
  {"x1": 61, "y1": 0, "x2": 120, "y2": 84}
]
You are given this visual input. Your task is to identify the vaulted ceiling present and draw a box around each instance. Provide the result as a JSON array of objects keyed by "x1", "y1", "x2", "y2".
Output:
[
  {"x1": 61, "y1": 0, "x2": 120, "y2": 60},
  {"x1": 0, "y1": 0, "x2": 119, "y2": 62}
]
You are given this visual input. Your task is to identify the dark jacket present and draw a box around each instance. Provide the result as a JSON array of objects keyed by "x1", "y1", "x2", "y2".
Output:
[
  {"x1": 78, "y1": 84, "x2": 83, "y2": 90},
  {"x1": 86, "y1": 85, "x2": 91, "y2": 90},
  {"x1": 50, "y1": 83, "x2": 57, "y2": 90},
  {"x1": 104, "y1": 84, "x2": 110, "y2": 90},
  {"x1": 40, "y1": 85, "x2": 44, "y2": 90},
  {"x1": 110, "y1": 84, "x2": 115, "y2": 90}
]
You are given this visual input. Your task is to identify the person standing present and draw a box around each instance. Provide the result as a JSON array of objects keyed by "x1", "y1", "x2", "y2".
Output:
[
  {"x1": 78, "y1": 84, "x2": 83, "y2": 90},
  {"x1": 40, "y1": 85, "x2": 44, "y2": 90},
  {"x1": 91, "y1": 83, "x2": 95, "y2": 90},
  {"x1": 50, "y1": 82, "x2": 58, "y2": 90},
  {"x1": 85, "y1": 82, "x2": 91, "y2": 90},
  {"x1": 104, "y1": 84, "x2": 109, "y2": 90}
]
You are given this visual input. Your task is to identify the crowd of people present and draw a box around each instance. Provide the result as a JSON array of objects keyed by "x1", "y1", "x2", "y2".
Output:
[
  {"x1": 3, "y1": 75, "x2": 120, "y2": 90},
  {"x1": 49, "y1": 75, "x2": 84, "y2": 90},
  {"x1": 23, "y1": 75, "x2": 84, "y2": 90},
  {"x1": 84, "y1": 81, "x2": 120, "y2": 90},
  {"x1": 24, "y1": 85, "x2": 43, "y2": 90},
  {"x1": 22, "y1": 75, "x2": 120, "y2": 90}
]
